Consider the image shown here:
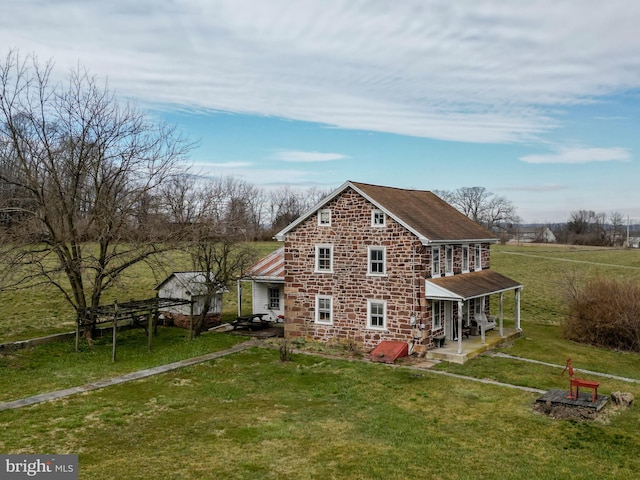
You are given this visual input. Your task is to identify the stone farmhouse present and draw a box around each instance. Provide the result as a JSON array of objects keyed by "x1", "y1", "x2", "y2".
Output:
[{"x1": 243, "y1": 181, "x2": 523, "y2": 357}]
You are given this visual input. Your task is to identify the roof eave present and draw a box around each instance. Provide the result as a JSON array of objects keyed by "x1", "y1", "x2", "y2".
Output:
[{"x1": 423, "y1": 237, "x2": 499, "y2": 246}]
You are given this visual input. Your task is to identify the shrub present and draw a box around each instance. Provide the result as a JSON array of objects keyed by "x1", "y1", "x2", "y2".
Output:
[{"x1": 563, "y1": 276, "x2": 640, "y2": 352}]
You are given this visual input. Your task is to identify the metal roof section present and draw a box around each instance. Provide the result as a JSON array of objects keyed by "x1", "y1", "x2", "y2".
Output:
[
  {"x1": 241, "y1": 246, "x2": 285, "y2": 281},
  {"x1": 155, "y1": 272, "x2": 226, "y2": 296},
  {"x1": 274, "y1": 180, "x2": 498, "y2": 245},
  {"x1": 425, "y1": 270, "x2": 522, "y2": 301}
]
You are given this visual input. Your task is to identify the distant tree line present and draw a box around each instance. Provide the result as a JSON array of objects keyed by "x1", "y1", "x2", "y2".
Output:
[{"x1": 549, "y1": 210, "x2": 632, "y2": 247}]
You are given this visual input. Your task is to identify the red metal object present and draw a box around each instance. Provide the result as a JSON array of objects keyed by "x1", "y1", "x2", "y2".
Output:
[
  {"x1": 562, "y1": 358, "x2": 599, "y2": 402},
  {"x1": 368, "y1": 341, "x2": 409, "y2": 364}
]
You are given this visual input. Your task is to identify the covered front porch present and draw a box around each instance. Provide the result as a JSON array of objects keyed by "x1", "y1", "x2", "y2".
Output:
[
  {"x1": 425, "y1": 270, "x2": 523, "y2": 363},
  {"x1": 426, "y1": 327, "x2": 522, "y2": 364}
]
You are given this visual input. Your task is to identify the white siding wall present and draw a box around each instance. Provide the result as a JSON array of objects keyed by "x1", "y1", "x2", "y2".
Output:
[
  {"x1": 252, "y1": 283, "x2": 284, "y2": 322},
  {"x1": 158, "y1": 279, "x2": 222, "y2": 316}
]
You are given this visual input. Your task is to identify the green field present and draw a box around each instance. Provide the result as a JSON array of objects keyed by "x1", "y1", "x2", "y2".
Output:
[{"x1": 1, "y1": 243, "x2": 640, "y2": 479}]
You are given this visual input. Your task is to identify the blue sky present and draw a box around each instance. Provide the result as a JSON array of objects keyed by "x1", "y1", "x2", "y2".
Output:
[{"x1": 3, "y1": 0, "x2": 640, "y2": 223}]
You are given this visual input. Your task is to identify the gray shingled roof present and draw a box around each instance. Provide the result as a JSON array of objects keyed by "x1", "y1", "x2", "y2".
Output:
[{"x1": 276, "y1": 181, "x2": 496, "y2": 244}]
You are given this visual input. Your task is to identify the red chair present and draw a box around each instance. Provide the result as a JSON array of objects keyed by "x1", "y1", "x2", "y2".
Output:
[{"x1": 562, "y1": 358, "x2": 599, "y2": 402}]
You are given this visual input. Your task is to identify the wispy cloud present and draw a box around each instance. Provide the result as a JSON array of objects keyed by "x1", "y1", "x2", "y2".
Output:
[
  {"x1": 272, "y1": 150, "x2": 348, "y2": 163},
  {"x1": 520, "y1": 147, "x2": 631, "y2": 164},
  {"x1": 2, "y1": 1, "x2": 640, "y2": 143}
]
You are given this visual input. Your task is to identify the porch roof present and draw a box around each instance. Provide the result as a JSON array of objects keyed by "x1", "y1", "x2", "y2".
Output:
[
  {"x1": 241, "y1": 246, "x2": 284, "y2": 282},
  {"x1": 425, "y1": 270, "x2": 522, "y2": 301}
]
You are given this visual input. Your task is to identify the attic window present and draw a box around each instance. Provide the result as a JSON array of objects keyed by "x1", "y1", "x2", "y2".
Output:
[
  {"x1": 318, "y1": 209, "x2": 331, "y2": 226},
  {"x1": 371, "y1": 209, "x2": 385, "y2": 227}
]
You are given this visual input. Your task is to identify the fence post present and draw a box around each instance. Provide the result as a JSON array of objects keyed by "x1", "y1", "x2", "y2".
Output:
[{"x1": 112, "y1": 301, "x2": 118, "y2": 362}]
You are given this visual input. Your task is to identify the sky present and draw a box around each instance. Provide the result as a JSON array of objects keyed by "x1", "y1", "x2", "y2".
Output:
[{"x1": 2, "y1": 0, "x2": 640, "y2": 223}]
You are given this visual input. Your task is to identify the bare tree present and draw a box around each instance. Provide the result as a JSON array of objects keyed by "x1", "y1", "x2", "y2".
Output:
[
  {"x1": 267, "y1": 186, "x2": 329, "y2": 235},
  {"x1": 0, "y1": 51, "x2": 193, "y2": 339},
  {"x1": 163, "y1": 174, "x2": 258, "y2": 336},
  {"x1": 609, "y1": 211, "x2": 625, "y2": 246},
  {"x1": 434, "y1": 186, "x2": 520, "y2": 233}
]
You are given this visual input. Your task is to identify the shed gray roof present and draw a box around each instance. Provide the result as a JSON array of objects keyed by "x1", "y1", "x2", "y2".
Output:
[{"x1": 155, "y1": 272, "x2": 225, "y2": 296}]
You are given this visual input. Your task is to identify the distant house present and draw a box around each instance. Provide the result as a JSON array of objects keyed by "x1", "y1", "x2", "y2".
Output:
[
  {"x1": 627, "y1": 236, "x2": 640, "y2": 248},
  {"x1": 155, "y1": 272, "x2": 225, "y2": 328},
  {"x1": 243, "y1": 181, "x2": 523, "y2": 357},
  {"x1": 510, "y1": 226, "x2": 556, "y2": 243}
]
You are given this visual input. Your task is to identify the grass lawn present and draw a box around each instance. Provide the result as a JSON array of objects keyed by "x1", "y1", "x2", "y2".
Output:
[
  {"x1": 1, "y1": 242, "x2": 640, "y2": 479},
  {"x1": 0, "y1": 242, "x2": 280, "y2": 343},
  {"x1": 1, "y1": 347, "x2": 639, "y2": 479}
]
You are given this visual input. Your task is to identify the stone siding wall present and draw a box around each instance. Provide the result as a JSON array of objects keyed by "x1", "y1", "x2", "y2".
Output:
[{"x1": 283, "y1": 188, "x2": 428, "y2": 351}]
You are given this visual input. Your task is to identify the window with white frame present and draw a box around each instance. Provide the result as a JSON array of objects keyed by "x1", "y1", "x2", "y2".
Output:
[
  {"x1": 367, "y1": 299, "x2": 387, "y2": 329},
  {"x1": 432, "y1": 246, "x2": 441, "y2": 276},
  {"x1": 315, "y1": 245, "x2": 333, "y2": 272},
  {"x1": 268, "y1": 287, "x2": 280, "y2": 310},
  {"x1": 368, "y1": 246, "x2": 386, "y2": 275},
  {"x1": 445, "y1": 245, "x2": 453, "y2": 275},
  {"x1": 318, "y1": 209, "x2": 331, "y2": 226},
  {"x1": 462, "y1": 245, "x2": 469, "y2": 272},
  {"x1": 371, "y1": 209, "x2": 386, "y2": 227},
  {"x1": 432, "y1": 300, "x2": 442, "y2": 329},
  {"x1": 315, "y1": 295, "x2": 333, "y2": 324},
  {"x1": 475, "y1": 244, "x2": 482, "y2": 270}
]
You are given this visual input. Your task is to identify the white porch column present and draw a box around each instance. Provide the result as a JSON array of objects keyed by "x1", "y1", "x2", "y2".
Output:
[
  {"x1": 515, "y1": 288, "x2": 522, "y2": 331},
  {"x1": 499, "y1": 292, "x2": 504, "y2": 337},
  {"x1": 480, "y1": 297, "x2": 486, "y2": 345},
  {"x1": 457, "y1": 300, "x2": 463, "y2": 354}
]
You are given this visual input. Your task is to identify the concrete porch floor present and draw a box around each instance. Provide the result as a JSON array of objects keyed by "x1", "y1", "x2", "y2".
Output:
[{"x1": 425, "y1": 327, "x2": 521, "y2": 364}]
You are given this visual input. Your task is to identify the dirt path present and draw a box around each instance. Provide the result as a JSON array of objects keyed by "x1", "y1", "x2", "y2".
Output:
[
  {"x1": 4, "y1": 341, "x2": 635, "y2": 413},
  {"x1": 0, "y1": 339, "x2": 259, "y2": 412}
]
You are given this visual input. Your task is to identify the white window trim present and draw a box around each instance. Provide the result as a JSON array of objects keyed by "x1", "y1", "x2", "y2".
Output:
[
  {"x1": 315, "y1": 295, "x2": 333, "y2": 325},
  {"x1": 318, "y1": 209, "x2": 331, "y2": 226},
  {"x1": 367, "y1": 246, "x2": 387, "y2": 276},
  {"x1": 462, "y1": 245, "x2": 469, "y2": 273},
  {"x1": 371, "y1": 209, "x2": 386, "y2": 227},
  {"x1": 433, "y1": 300, "x2": 442, "y2": 330},
  {"x1": 367, "y1": 299, "x2": 387, "y2": 330},
  {"x1": 475, "y1": 244, "x2": 482, "y2": 271},
  {"x1": 432, "y1": 246, "x2": 441, "y2": 277},
  {"x1": 268, "y1": 287, "x2": 280, "y2": 310},
  {"x1": 445, "y1": 245, "x2": 454, "y2": 276},
  {"x1": 315, "y1": 244, "x2": 334, "y2": 273}
]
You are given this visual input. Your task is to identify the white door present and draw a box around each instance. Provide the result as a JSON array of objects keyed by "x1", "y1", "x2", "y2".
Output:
[{"x1": 445, "y1": 302, "x2": 454, "y2": 340}]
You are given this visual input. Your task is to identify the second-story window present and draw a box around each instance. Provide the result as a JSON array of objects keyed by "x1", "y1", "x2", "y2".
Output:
[
  {"x1": 462, "y1": 245, "x2": 469, "y2": 272},
  {"x1": 368, "y1": 246, "x2": 386, "y2": 275},
  {"x1": 475, "y1": 244, "x2": 482, "y2": 270},
  {"x1": 432, "y1": 246, "x2": 441, "y2": 276},
  {"x1": 371, "y1": 209, "x2": 386, "y2": 227},
  {"x1": 445, "y1": 246, "x2": 453, "y2": 275},
  {"x1": 318, "y1": 209, "x2": 331, "y2": 226},
  {"x1": 315, "y1": 245, "x2": 333, "y2": 272}
]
